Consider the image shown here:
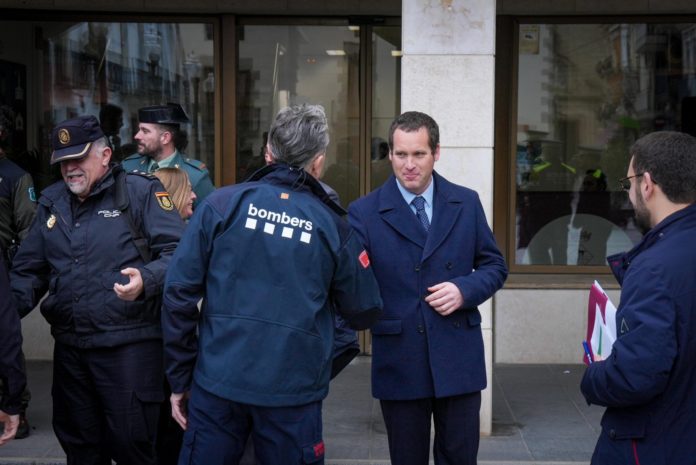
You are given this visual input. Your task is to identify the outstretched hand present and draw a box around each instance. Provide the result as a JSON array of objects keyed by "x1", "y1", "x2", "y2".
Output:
[{"x1": 113, "y1": 267, "x2": 144, "y2": 301}]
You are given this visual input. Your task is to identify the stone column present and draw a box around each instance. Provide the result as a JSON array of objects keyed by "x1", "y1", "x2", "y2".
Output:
[{"x1": 401, "y1": 0, "x2": 497, "y2": 435}]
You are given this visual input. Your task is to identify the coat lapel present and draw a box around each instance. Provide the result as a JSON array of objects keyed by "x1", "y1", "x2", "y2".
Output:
[
  {"x1": 378, "y1": 176, "x2": 427, "y2": 249},
  {"x1": 422, "y1": 173, "x2": 462, "y2": 262}
]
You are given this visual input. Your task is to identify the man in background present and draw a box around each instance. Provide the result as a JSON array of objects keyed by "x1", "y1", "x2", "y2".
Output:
[
  {"x1": 581, "y1": 131, "x2": 696, "y2": 464},
  {"x1": 122, "y1": 103, "x2": 215, "y2": 206},
  {"x1": 0, "y1": 255, "x2": 25, "y2": 446},
  {"x1": 0, "y1": 104, "x2": 36, "y2": 439}
]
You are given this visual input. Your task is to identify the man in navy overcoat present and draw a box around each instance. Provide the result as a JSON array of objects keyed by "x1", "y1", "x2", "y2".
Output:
[{"x1": 348, "y1": 111, "x2": 508, "y2": 465}]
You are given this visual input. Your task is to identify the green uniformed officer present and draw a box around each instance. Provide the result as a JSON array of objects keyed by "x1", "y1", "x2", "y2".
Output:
[{"x1": 122, "y1": 104, "x2": 215, "y2": 206}]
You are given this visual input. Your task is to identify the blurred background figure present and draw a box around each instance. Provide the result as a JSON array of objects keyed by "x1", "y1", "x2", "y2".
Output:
[
  {"x1": 0, "y1": 104, "x2": 35, "y2": 440},
  {"x1": 99, "y1": 104, "x2": 126, "y2": 162}
]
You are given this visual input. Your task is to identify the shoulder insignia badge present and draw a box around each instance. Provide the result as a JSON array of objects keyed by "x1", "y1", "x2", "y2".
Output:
[
  {"x1": 156, "y1": 192, "x2": 174, "y2": 211},
  {"x1": 47, "y1": 214, "x2": 56, "y2": 229}
]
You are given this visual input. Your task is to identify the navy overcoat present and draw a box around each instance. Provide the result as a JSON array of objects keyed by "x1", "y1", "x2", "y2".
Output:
[{"x1": 348, "y1": 172, "x2": 507, "y2": 400}]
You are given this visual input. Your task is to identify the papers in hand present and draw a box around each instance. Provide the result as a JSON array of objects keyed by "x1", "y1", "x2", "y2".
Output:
[{"x1": 584, "y1": 280, "x2": 617, "y2": 365}]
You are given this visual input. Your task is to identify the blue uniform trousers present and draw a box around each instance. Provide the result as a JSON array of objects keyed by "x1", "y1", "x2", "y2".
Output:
[
  {"x1": 380, "y1": 391, "x2": 481, "y2": 465},
  {"x1": 52, "y1": 340, "x2": 163, "y2": 465},
  {"x1": 179, "y1": 382, "x2": 324, "y2": 465}
]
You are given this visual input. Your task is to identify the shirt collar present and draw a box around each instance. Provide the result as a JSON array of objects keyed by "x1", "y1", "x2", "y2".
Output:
[
  {"x1": 150, "y1": 150, "x2": 179, "y2": 170},
  {"x1": 395, "y1": 175, "x2": 434, "y2": 208}
]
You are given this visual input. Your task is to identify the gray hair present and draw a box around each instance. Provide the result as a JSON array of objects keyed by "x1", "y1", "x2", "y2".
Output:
[
  {"x1": 92, "y1": 136, "x2": 111, "y2": 158},
  {"x1": 267, "y1": 104, "x2": 329, "y2": 168}
]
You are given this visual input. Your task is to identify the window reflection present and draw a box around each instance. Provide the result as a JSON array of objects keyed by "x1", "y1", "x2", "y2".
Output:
[
  {"x1": 0, "y1": 21, "x2": 215, "y2": 193},
  {"x1": 371, "y1": 26, "x2": 401, "y2": 190},
  {"x1": 516, "y1": 23, "x2": 696, "y2": 266},
  {"x1": 237, "y1": 25, "x2": 361, "y2": 204}
]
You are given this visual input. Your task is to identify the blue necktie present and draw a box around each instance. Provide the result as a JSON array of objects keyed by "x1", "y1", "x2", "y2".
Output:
[{"x1": 412, "y1": 196, "x2": 430, "y2": 231}]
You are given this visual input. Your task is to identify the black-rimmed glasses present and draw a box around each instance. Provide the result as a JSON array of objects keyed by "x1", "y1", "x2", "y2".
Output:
[{"x1": 618, "y1": 173, "x2": 644, "y2": 191}]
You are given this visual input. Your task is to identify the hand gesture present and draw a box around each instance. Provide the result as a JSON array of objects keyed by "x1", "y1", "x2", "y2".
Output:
[
  {"x1": 425, "y1": 282, "x2": 464, "y2": 316},
  {"x1": 113, "y1": 267, "x2": 144, "y2": 301}
]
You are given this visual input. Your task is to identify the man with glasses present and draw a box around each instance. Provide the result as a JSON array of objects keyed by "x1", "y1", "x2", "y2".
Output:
[{"x1": 581, "y1": 131, "x2": 696, "y2": 464}]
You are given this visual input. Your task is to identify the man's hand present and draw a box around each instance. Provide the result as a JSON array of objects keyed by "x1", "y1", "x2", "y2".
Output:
[
  {"x1": 0, "y1": 411, "x2": 19, "y2": 446},
  {"x1": 171, "y1": 391, "x2": 190, "y2": 431},
  {"x1": 425, "y1": 282, "x2": 464, "y2": 316},
  {"x1": 113, "y1": 267, "x2": 144, "y2": 301}
]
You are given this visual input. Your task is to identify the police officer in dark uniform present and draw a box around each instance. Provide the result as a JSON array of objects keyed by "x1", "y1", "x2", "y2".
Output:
[
  {"x1": 0, "y1": 255, "x2": 25, "y2": 446},
  {"x1": 10, "y1": 115, "x2": 185, "y2": 464},
  {"x1": 122, "y1": 103, "x2": 215, "y2": 206},
  {"x1": 162, "y1": 104, "x2": 382, "y2": 465}
]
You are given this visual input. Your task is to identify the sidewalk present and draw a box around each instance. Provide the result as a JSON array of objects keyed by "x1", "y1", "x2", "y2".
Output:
[{"x1": 0, "y1": 358, "x2": 603, "y2": 464}]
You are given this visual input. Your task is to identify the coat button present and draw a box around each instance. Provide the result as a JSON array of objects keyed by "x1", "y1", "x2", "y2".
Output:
[
  {"x1": 453, "y1": 322, "x2": 461, "y2": 328},
  {"x1": 414, "y1": 265, "x2": 421, "y2": 272},
  {"x1": 446, "y1": 262, "x2": 453, "y2": 270},
  {"x1": 608, "y1": 429, "x2": 616, "y2": 439},
  {"x1": 74, "y1": 296, "x2": 80, "y2": 302},
  {"x1": 417, "y1": 325, "x2": 425, "y2": 334},
  {"x1": 74, "y1": 222, "x2": 80, "y2": 228}
]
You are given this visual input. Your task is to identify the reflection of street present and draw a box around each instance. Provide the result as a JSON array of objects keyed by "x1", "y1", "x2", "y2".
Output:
[{"x1": 516, "y1": 213, "x2": 640, "y2": 265}]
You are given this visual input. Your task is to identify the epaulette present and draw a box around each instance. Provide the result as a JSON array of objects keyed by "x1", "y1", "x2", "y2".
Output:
[
  {"x1": 183, "y1": 158, "x2": 208, "y2": 172},
  {"x1": 126, "y1": 169, "x2": 158, "y2": 180}
]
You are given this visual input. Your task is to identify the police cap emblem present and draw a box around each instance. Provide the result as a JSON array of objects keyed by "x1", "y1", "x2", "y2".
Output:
[{"x1": 58, "y1": 128, "x2": 70, "y2": 145}]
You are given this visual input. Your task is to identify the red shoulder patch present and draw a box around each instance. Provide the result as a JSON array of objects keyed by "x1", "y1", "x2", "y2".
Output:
[
  {"x1": 313, "y1": 441, "x2": 325, "y2": 457},
  {"x1": 358, "y1": 250, "x2": 370, "y2": 269}
]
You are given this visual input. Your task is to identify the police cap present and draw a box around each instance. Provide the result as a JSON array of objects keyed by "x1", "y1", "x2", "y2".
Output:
[
  {"x1": 50, "y1": 115, "x2": 105, "y2": 165},
  {"x1": 138, "y1": 103, "x2": 190, "y2": 125}
]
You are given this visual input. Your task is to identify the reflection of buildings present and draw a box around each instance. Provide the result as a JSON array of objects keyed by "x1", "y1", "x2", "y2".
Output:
[
  {"x1": 44, "y1": 22, "x2": 215, "y2": 169},
  {"x1": 516, "y1": 22, "x2": 696, "y2": 264}
]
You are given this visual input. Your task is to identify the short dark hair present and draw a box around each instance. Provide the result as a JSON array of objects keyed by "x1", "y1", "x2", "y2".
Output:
[
  {"x1": 630, "y1": 131, "x2": 696, "y2": 204},
  {"x1": 388, "y1": 111, "x2": 439, "y2": 154}
]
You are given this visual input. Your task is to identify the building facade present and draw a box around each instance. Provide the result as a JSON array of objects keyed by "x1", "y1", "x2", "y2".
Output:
[{"x1": 3, "y1": 0, "x2": 696, "y2": 433}]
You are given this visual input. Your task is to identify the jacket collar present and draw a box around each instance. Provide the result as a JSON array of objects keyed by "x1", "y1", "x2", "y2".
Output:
[
  {"x1": 608, "y1": 202, "x2": 696, "y2": 284},
  {"x1": 377, "y1": 171, "x2": 464, "y2": 261},
  {"x1": 245, "y1": 163, "x2": 346, "y2": 216}
]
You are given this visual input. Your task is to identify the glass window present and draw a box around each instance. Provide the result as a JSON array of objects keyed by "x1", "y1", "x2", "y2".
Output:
[
  {"x1": 237, "y1": 24, "x2": 361, "y2": 204},
  {"x1": 514, "y1": 22, "x2": 696, "y2": 267},
  {"x1": 0, "y1": 20, "x2": 216, "y2": 193},
  {"x1": 371, "y1": 26, "x2": 401, "y2": 190}
]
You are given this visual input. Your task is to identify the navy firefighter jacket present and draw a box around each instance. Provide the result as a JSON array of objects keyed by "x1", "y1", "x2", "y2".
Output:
[
  {"x1": 10, "y1": 165, "x2": 185, "y2": 348},
  {"x1": 162, "y1": 164, "x2": 382, "y2": 407}
]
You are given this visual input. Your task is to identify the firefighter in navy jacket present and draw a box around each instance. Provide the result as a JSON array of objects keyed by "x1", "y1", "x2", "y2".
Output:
[
  {"x1": 581, "y1": 131, "x2": 696, "y2": 465},
  {"x1": 162, "y1": 104, "x2": 382, "y2": 465},
  {"x1": 10, "y1": 115, "x2": 185, "y2": 465}
]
